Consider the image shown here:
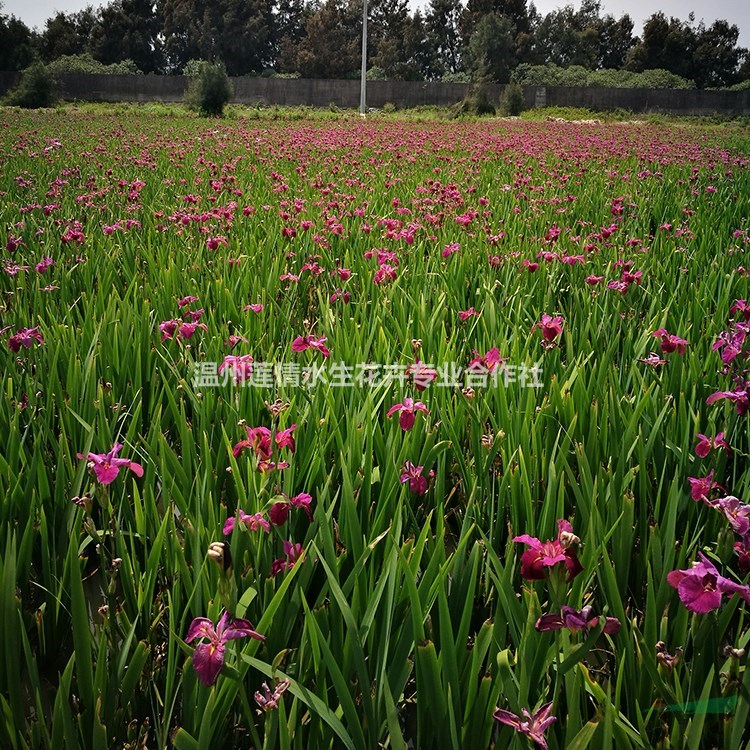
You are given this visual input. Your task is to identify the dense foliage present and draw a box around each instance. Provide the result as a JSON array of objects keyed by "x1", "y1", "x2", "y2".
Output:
[
  {"x1": 0, "y1": 0, "x2": 748, "y2": 87},
  {"x1": 1, "y1": 109, "x2": 749, "y2": 750},
  {"x1": 3, "y1": 61, "x2": 56, "y2": 107},
  {"x1": 184, "y1": 60, "x2": 234, "y2": 116}
]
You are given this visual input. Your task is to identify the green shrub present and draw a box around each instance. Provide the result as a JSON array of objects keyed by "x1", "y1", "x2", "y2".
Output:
[
  {"x1": 4, "y1": 62, "x2": 57, "y2": 108},
  {"x1": 182, "y1": 59, "x2": 205, "y2": 78},
  {"x1": 499, "y1": 81, "x2": 525, "y2": 115},
  {"x1": 469, "y1": 76, "x2": 496, "y2": 116},
  {"x1": 46, "y1": 53, "x2": 142, "y2": 75},
  {"x1": 635, "y1": 69, "x2": 695, "y2": 89},
  {"x1": 513, "y1": 63, "x2": 695, "y2": 89},
  {"x1": 441, "y1": 71, "x2": 472, "y2": 83},
  {"x1": 586, "y1": 68, "x2": 637, "y2": 88},
  {"x1": 184, "y1": 61, "x2": 233, "y2": 117},
  {"x1": 513, "y1": 63, "x2": 566, "y2": 86}
]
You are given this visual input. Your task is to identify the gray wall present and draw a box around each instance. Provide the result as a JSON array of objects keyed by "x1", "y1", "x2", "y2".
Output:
[{"x1": 1, "y1": 72, "x2": 749, "y2": 116}]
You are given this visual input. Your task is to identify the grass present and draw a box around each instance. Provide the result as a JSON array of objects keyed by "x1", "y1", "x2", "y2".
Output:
[{"x1": 0, "y1": 108, "x2": 749, "y2": 750}]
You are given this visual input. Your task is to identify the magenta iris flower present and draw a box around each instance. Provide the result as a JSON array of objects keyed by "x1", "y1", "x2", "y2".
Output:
[
  {"x1": 667, "y1": 552, "x2": 750, "y2": 614},
  {"x1": 513, "y1": 519, "x2": 583, "y2": 581},
  {"x1": 233, "y1": 424, "x2": 296, "y2": 460},
  {"x1": 7, "y1": 326, "x2": 44, "y2": 352},
  {"x1": 535, "y1": 605, "x2": 621, "y2": 635},
  {"x1": 406, "y1": 360, "x2": 438, "y2": 391},
  {"x1": 400, "y1": 461, "x2": 434, "y2": 495},
  {"x1": 270, "y1": 541, "x2": 304, "y2": 576},
  {"x1": 712, "y1": 326, "x2": 747, "y2": 365},
  {"x1": 185, "y1": 611, "x2": 264, "y2": 686},
  {"x1": 269, "y1": 502, "x2": 290, "y2": 526},
  {"x1": 652, "y1": 328, "x2": 688, "y2": 355},
  {"x1": 695, "y1": 432, "x2": 731, "y2": 458},
  {"x1": 493, "y1": 702, "x2": 557, "y2": 750},
  {"x1": 536, "y1": 314, "x2": 564, "y2": 342},
  {"x1": 706, "y1": 382, "x2": 749, "y2": 416},
  {"x1": 275, "y1": 424, "x2": 297, "y2": 452},
  {"x1": 330, "y1": 289, "x2": 351, "y2": 303},
  {"x1": 177, "y1": 321, "x2": 208, "y2": 339},
  {"x1": 639, "y1": 352, "x2": 667, "y2": 366},
  {"x1": 234, "y1": 426, "x2": 273, "y2": 460},
  {"x1": 206, "y1": 236, "x2": 228, "y2": 250},
  {"x1": 387, "y1": 397, "x2": 429, "y2": 431},
  {"x1": 713, "y1": 496, "x2": 750, "y2": 536},
  {"x1": 76, "y1": 443, "x2": 144, "y2": 485},
  {"x1": 467, "y1": 347, "x2": 506, "y2": 374},
  {"x1": 219, "y1": 354, "x2": 254, "y2": 384},
  {"x1": 458, "y1": 307, "x2": 479, "y2": 321},
  {"x1": 223, "y1": 510, "x2": 270, "y2": 535},
  {"x1": 35, "y1": 257, "x2": 54, "y2": 274},
  {"x1": 292, "y1": 335, "x2": 330, "y2": 358},
  {"x1": 159, "y1": 319, "x2": 179, "y2": 341},
  {"x1": 269, "y1": 492, "x2": 313, "y2": 525},
  {"x1": 735, "y1": 536, "x2": 750, "y2": 574},
  {"x1": 688, "y1": 470, "x2": 723, "y2": 502},
  {"x1": 6, "y1": 235, "x2": 23, "y2": 253}
]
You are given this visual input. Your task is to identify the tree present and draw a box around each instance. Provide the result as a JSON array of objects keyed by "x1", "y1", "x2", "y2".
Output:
[
  {"x1": 38, "y1": 8, "x2": 96, "y2": 61},
  {"x1": 460, "y1": 0, "x2": 529, "y2": 42},
  {"x1": 402, "y1": 10, "x2": 435, "y2": 80},
  {"x1": 0, "y1": 7, "x2": 36, "y2": 70},
  {"x1": 460, "y1": 0, "x2": 530, "y2": 74},
  {"x1": 369, "y1": 0, "x2": 412, "y2": 79},
  {"x1": 218, "y1": 0, "x2": 275, "y2": 74},
  {"x1": 468, "y1": 12, "x2": 516, "y2": 82},
  {"x1": 692, "y1": 20, "x2": 745, "y2": 88},
  {"x1": 5, "y1": 61, "x2": 56, "y2": 107},
  {"x1": 738, "y1": 52, "x2": 750, "y2": 83},
  {"x1": 89, "y1": 0, "x2": 164, "y2": 73},
  {"x1": 597, "y1": 13, "x2": 634, "y2": 70},
  {"x1": 534, "y1": 4, "x2": 599, "y2": 69},
  {"x1": 273, "y1": 0, "x2": 308, "y2": 73},
  {"x1": 626, "y1": 13, "x2": 698, "y2": 81},
  {"x1": 425, "y1": 0, "x2": 462, "y2": 77},
  {"x1": 185, "y1": 60, "x2": 233, "y2": 115},
  {"x1": 161, "y1": 0, "x2": 275, "y2": 75},
  {"x1": 294, "y1": 0, "x2": 360, "y2": 79}
]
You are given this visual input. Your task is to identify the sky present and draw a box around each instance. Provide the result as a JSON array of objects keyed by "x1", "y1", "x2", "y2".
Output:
[{"x1": 2, "y1": 0, "x2": 749, "y2": 47}]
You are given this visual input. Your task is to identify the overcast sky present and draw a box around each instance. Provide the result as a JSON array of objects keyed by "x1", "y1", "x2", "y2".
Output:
[{"x1": 3, "y1": 0, "x2": 748, "y2": 47}]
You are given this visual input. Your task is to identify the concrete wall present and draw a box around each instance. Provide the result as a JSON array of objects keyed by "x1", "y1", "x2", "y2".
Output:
[{"x1": 1, "y1": 72, "x2": 748, "y2": 116}]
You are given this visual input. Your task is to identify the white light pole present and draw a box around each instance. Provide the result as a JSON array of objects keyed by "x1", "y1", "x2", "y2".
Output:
[{"x1": 359, "y1": 0, "x2": 368, "y2": 116}]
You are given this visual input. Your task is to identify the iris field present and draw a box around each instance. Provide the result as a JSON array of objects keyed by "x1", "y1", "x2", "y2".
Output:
[{"x1": 1, "y1": 108, "x2": 749, "y2": 750}]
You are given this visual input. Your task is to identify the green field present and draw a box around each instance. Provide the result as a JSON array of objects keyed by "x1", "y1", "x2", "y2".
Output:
[{"x1": 1, "y1": 109, "x2": 749, "y2": 749}]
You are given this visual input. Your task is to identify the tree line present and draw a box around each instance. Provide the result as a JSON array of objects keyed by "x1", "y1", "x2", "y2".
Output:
[{"x1": 1, "y1": 0, "x2": 748, "y2": 88}]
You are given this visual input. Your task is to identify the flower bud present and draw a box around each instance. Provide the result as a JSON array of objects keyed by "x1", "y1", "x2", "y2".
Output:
[
  {"x1": 208, "y1": 541, "x2": 233, "y2": 574},
  {"x1": 559, "y1": 531, "x2": 580, "y2": 549},
  {"x1": 723, "y1": 645, "x2": 745, "y2": 660}
]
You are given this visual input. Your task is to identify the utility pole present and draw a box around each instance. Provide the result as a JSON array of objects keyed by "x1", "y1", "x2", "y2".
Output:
[{"x1": 359, "y1": 0, "x2": 367, "y2": 116}]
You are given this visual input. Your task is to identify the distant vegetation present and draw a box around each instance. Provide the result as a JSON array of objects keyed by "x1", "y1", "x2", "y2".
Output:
[{"x1": 0, "y1": 0, "x2": 748, "y2": 89}]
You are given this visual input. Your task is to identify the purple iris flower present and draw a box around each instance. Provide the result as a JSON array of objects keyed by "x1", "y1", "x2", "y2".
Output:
[
  {"x1": 186, "y1": 611, "x2": 264, "y2": 686},
  {"x1": 667, "y1": 552, "x2": 750, "y2": 614}
]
